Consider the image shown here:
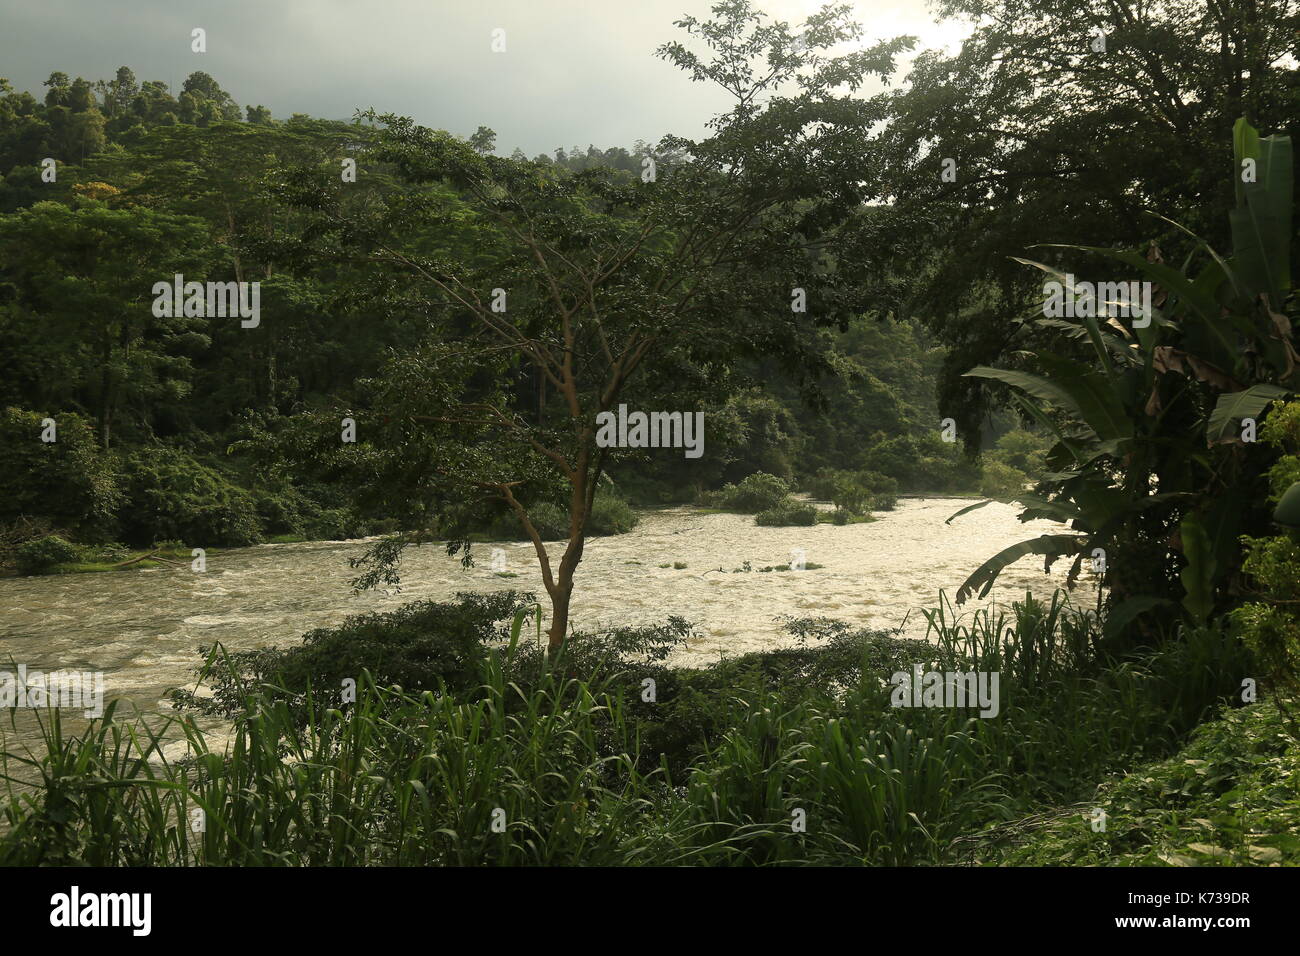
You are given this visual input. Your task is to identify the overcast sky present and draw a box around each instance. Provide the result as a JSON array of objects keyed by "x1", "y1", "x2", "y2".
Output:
[{"x1": 0, "y1": 0, "x2": 970, "y2": 156}]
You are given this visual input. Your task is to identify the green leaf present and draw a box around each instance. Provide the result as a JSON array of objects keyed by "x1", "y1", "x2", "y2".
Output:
[
  {"x1": 1103, "y1": 596, "x2": 1175, "y2": 641},
  {"x1": 955, "y1": 533, "x2": 1085, "y2": 604},
  {"x1": 946, "y1": 499, "x2": 992, "y2": 524},
  {"x1": 965, "y1": 359, "x2": 1131, "y2": 442},
  {"x1": 1273, "y1": 482, "x2": 1300, "y2": 528},
  {"x1": 1231, "y1": 119, "x2": 1292, "y2": 304},
  {"x1": 1232, "y1": 116, "x2": 1261, "y2": 208},
  {"x1": 1179, "y1": 514, "x2": 1215, "y2": 624},
  {"x1": 1206, "y1": 385, "x2": 1290, "y2": 445},
  {"x1": 1031, "y1": 243, "x2": 1221, "y2": 328}
]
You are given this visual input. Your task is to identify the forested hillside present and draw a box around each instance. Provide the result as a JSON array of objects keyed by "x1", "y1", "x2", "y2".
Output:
[{"x1": 0, "y1": 65, "x2": 1008, "y2": 560}]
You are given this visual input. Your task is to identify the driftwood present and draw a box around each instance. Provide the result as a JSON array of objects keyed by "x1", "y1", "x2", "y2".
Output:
[{"x1": 109, "y1": 549, "x2": 177, "y2": 568}]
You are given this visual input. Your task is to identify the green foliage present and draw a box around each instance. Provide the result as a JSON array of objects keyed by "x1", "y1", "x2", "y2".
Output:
[
  {"x1": 2, "y1": 590, "x2": 1248, "y2": 866},
  {"x1": 979, "y1": 460, "x2": 1029, "y2": 498},
  {"x1": 118, "y1": 447, "x2": 262, "y2": 548},
  {"x1": 860, "y1": 433, "x2": 979, "y2": 493},
  {"x1": 806, "y1": 468, "x2": 900, "y2": 513},
  {"x1": 173, "y1": 591, "x2": 535, "y2": 719},
  {"x1": 706, "y1": 472, "x2": 791, "y2": 513},
  {"x1": 869, "y1": 0, "x2": 1300, "y2": 441},
  {"x1": 482, "y1": 490, "x2": 637, "y2": 542},
  {"x1": 952, "y1": 118, "x2": 1298, "y2": 629},
  {"x1": 1232, "y1": 542, "x2": 1300, "y2": 694},
  {"x1": 0, "y1": 407, "x2": 120, "y2": 540},
  {"x1": 988, "y1": 428, "x2": 1048, "y2": 474},
  {"x1": 754, "y1": 497, "x2": 818, "y2": 526},
  {"x1": 305, "y1": 507, "x2": 367, "y2": 541},
  {"x1": 14, "y1": 534, "x2": 80, "y2": 575},
  {"x1": 999, "y1": 701, "x2": 1300, "y2": 866},
  {"x1": 589, "y1": 490, "x2": 639, "y2": 536}
]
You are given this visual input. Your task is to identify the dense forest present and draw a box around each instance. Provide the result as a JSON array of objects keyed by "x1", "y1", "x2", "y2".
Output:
[
  {"x1": 0, "y1": 63, "x2": 1025, "y2": 567},
  {"x1": 3, "y1": 0, "x2": 1300, "y2": 878}
]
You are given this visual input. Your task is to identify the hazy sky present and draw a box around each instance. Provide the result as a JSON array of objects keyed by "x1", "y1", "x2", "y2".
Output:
[{"x1": 0, "y1": 0, "x2": 970, "y2": 156}]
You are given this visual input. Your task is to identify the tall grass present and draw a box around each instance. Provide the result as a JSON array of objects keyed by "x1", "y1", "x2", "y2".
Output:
[{"x1": 0, "y1": 592, "x2": 1251, "y2": 866}]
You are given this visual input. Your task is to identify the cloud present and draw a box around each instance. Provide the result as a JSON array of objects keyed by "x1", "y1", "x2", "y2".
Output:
[{"x1": 0, "y1": 0, "x2": 964, "y2": 155}]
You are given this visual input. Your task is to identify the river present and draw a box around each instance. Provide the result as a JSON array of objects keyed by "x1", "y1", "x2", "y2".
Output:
[{"x1": 0, "y1": 498, "x2": 1094, "y2": 753}]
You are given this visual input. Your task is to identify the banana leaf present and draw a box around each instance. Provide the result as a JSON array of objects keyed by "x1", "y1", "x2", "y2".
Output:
[
  {"x1": 1179, "y1": 514, "x2": 1216, "y2": 624},
  {"x1": 1231, "y1": 117, "x2": 1292, "y2": 306},
  {"x1": 1103, "y1": 595, "x2": 1175, "y2": 641},
  {"x1": 955, "y1": 533, "x2": 1086, "y2": 604},
  {"x1": 1206, "y1": 384, "x2": 1290, "y2": 444},
  {"x1": 1274, "y1": 482, "x2": 1300, "y2": 528},
  {"x1": 966, "y1": 360, "x2": 1132, "y2": 443}
]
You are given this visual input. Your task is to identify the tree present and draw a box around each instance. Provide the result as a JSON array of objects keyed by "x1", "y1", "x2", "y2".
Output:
[
  {"x1": 467, "y1": 125, "x2": 496, "y2": 155},
  {"x1": 869, "y1": 0, "x2": 1300, "y2": 443},
  {"x1": 949, "y1": 118, "x2": 1297, "y2": 636},
  {"x1": 42, "y1": 72, "x2": 70, "y2": 107},
  {"x1": 0, "y1": 199, "x2": 212, "y2": 448},
  {"x1": 295, "y1": 0, "x2": 912, "y2": 649}
]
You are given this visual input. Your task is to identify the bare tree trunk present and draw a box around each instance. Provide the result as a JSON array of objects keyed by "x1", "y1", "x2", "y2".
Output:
[
  {"x1": 544, "y1": 450, "x2": 596, "y2": 650},
  {"x1": 546, "y1": 572, "x2": 573, "y2": 650}
]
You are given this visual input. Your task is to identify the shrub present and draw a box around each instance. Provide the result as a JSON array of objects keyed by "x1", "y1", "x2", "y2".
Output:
[
  {"x1": 709, "y1": 472, "x2": 791, "y2": 513},
  {"x1": 858, "y1": 471, "x2": 899, "y2": 510},
  {"x1": 589, "y1": 490, "x2": 639, "y2": 536},
  {"x1": 806, "y1": 468, "x2": 897, "y2": 512},
  {"x1": 254, "y1": 484, "x2": 311, "y2": 537},
  {"x1": 989, "y1": 429, "x2": 1048, "y2": 475},
  {"x1": 173, "y1": 591, "x2": 535, "y2": 719},
  {"x1": 755, "y1": 497, "x2": 818, "y2": 526},
  {"x1": 306, "y1": 507, "x2": 367, "y2": 540},
  {"x1": 0, "y1": 407, "x2": 121, "y2": 540},
  {"x1": 14, "y1": 534, "x2": 80, "y2": 574},
  {"x1": 118, "y1": 447, "x2": 262, "y2": 548},
  {"x1": 828, "y1": 473, "x2": 871, "y2": 515},
  {"x1": 979, "y1": 460, "x2": 1029, "y2": 498},
  {"x1": 803, "y1": 468, "x2": 839, "y2": 501},
  {"x1": 485, "y1": 501, "x2": 568, "y2": 541},
  {"x1": 860, "y1": 433, "x2": 978, "y2": 492}
]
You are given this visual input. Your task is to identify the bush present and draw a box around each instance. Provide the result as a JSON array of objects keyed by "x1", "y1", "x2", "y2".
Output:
[
  {"x1": 989, "y1": 429, "x2": 1048, "y2": 475},
  {"x1": 486, "y1": 491, "x2": 638, "y2": 542},
  {"x1": 805, "y1": 468, "x2": 897, "y2": 512},
  {"x1": 860, "y1": 433, "x2": 979, "y2": 493},
  {"x1": 828, "y1": 473, "x2": 870, "y2": 515},
  {"x1": 979, "y1": 460, "x2": 1029, "y2": 498},
  {"x1": 173, "y1": 591, "x2": 535, "y2": 720},
  {"x1": 484, "y1": 501, "x2": 568, "y2": 541},
  {"x1": 0, "y1": 407, "x2": 121, "y2": 540},
  {"x1": 708, "y1": 472, "x2": 791, "y2": 513},
  {"x1": 589, "y1": 490, "x2": 639, "y2": 536},
  {"x1": 255, "y1": 484, "x2": 312, "y2": 537},
  {"x1": 858, "y1": 471, "x2": 899, "y2": 510},
  {"x1": 118, "y1": 447, "x2": 262, "y2": 548},
  {"x1": 306, "y1": 507, "x2": 368, "y2": 540},
  {"x1": 15, "y1": 534, "x2": 80, "y2": 574},
  {"x1": 1229, "y1": 400, "x2": 1300, "y2": 710},
  {"x1": 803, "y1": 468, "x2": 839, "y2": 501},
  {"x1": 755, "y1": 497, "x2": 818, "y2": 526}
]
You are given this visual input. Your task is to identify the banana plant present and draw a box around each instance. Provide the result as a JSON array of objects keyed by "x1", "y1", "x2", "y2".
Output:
[{"x1": 950, "y1": 118, "x2": 1296, "y2": 635}]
